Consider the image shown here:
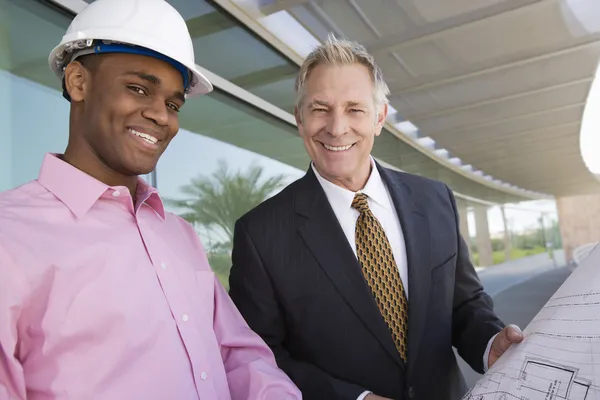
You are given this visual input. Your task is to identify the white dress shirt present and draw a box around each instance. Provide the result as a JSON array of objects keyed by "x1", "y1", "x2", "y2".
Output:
[
  {"x1": 311, "y1": 160, "x2": 409, "y2": 298},
  {"x1": 312, "y1": 159, "x2": 495, "y2": 400}
]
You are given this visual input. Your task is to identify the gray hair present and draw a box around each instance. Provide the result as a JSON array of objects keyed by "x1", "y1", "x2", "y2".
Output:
[{"x1": 294, "y1": 34, "x2": 390, "y2": 111}]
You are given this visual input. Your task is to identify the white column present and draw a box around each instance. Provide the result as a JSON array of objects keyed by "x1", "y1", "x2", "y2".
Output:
[{"x1": 474, "y1": 204, "x2": 493, "y2": 267}]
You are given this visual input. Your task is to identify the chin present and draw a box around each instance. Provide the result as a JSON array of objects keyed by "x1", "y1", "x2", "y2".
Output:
[
  {"x1": 132, "y1": 165, "x2": 156, "y2": 176},
  {"x1": 121, "y1": 160, "x2": 158, "y2": 177},
  {"x1": 322, "y1": 159, "x2": 354, "y2": 173}
]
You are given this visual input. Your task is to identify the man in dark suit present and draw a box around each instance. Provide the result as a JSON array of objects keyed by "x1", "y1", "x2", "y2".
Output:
[{"x1": 228, "y1": 35, "x2": 523, "y2": 400}]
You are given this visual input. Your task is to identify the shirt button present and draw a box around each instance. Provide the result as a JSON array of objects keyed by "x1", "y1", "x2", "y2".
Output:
[
  {"x1": 182, "y1": 314, "x2": 189, "y2": 322},
  {"x1": 160, "y1": 262, "x2": 167, "y2": 270},
  {"x1": 201, "y1": 372, "x2": 207, "y2": 380},
  {"x1": 112, "y1": 190, "x2": 121, "y2": 197}
]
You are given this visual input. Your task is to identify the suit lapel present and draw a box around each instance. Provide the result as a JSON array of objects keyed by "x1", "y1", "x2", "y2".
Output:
[
  {"x1": 295, "y1": 168, "x2": 403, "y2": 367},
  {"x1": 378, "y1": 165, "x2": 431, "y2": 374}
]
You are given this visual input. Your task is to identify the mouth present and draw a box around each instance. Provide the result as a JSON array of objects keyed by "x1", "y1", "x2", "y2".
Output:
[
  {"x1": 128, "y1": 128, "x2": 160, "y2": 149},
  {"x1": 321, "y1": 143, "x2": 355, "y2": 152}
]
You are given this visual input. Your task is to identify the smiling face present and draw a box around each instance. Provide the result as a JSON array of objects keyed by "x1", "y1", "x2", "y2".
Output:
[
  {"x1": 296, "y1": 63, "x2": 387, "y2": 191},
  {"x1": 63, "y1": 52, "x2": 186, "y2": 184}
]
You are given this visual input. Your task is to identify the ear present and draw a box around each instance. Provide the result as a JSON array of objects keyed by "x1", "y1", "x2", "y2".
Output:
[
  {"x1": 64, "y1": 61, "x2": 91, "y2": 102},
  {"x1": 294, "y1": 105, "x2": 303, "y2": 125},
  {"x1": 374, "y1": 103, "x2": 388, "y2": 137}
]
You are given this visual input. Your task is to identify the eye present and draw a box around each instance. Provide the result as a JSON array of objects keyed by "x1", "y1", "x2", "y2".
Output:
[
  {"x1": 128, "y1": 85, "x2": 147, "y2": 96},
  {"x1": 313, "y1": 108, "x2": 327, "y2": 113},
  {"x1": 167, "y1": 103, "x2": 181, "y2": 113},
  {"x1": 350, "y1": 109, "x2": 364, "y2": 113}
]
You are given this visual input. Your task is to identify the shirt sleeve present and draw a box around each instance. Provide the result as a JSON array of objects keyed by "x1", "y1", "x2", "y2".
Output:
[
  {"x1": 0, "y1": 244, "x2": 27, "y2": 399},
  {"x1": 482, "y1": 333, "x2": 498, "y2": 372},
  {"x1": 212, "y1": 277, "x2": 302, "y2": 400}
]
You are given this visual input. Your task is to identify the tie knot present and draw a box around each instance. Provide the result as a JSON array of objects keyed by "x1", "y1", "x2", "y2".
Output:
[{"x1": 352, "y1": 193, "x2": 370, "y2": 213}]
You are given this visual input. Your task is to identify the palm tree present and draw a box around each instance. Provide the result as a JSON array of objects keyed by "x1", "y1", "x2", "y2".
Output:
[{"x1": 166, "y1": 159, "x2": 289, "y2": 281}]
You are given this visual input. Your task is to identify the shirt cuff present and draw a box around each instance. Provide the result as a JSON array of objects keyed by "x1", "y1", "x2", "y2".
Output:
[
  {"x1": 482, "y1": 333, "x2": 499, "y2": 372},
  {"x1": 357, "y1": 390, "x2": 372, "y2": 400}
]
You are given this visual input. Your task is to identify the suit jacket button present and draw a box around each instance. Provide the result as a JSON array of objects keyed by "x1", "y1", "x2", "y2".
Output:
[{"x1": 407, "y1": 386, "x2": 414, "y2": 399}]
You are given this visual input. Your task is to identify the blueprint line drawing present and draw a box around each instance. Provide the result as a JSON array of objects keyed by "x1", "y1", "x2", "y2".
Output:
[{"x1": 464, "y1": 245, "x2": 600, "y2": 400}]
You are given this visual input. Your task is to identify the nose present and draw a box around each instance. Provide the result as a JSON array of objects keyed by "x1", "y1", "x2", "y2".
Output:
[
  {"x1": 326, "y1": 110, "x2": 349, "y2": 138},
  {"x1": 142, "y1": 97, "x2": 169, "y2": 127}
]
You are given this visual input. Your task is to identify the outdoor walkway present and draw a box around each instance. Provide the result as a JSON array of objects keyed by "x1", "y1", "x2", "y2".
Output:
[
  {"x1": 477, "y1": 250, "x2": 565, "y2": 297},
  {"x1": 459, "y1": 250, "x2": 571, "y2": 388}
]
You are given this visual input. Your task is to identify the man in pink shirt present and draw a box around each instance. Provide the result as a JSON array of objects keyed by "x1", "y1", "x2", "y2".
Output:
[{"x1": 0, "y1": 0, "x2": 301, "y2": 399}]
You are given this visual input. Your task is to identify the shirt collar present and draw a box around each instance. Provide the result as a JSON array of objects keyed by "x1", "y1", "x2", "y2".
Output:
[
  {"x1": 311, "y1": 157, "x2": 391, "y2": 211},
  {"x1": 37, "y1": 153, "x2": 166, "y2": 220}
]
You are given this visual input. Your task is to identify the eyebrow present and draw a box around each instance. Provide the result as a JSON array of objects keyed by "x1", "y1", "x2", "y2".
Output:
[
  {"x1": 310, "y1": 100, "x2": 364, "y2": 108},
  {"x1": 124, "y1": 71, "x2": 186, "y2": 103},
  {"x1": 346, "y1": 101, "x2": 363, "y2": 107},
  {"x1": 125, "y1": 71, "x2": 161, "y2": 85}
]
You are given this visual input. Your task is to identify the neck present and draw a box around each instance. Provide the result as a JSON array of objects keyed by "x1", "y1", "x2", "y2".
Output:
[
  {"x1": 338, "y1": 171, "x2": 370, "y2": 192},
  {"x1": 63, "y1": 143, "x2": 138, "y2": 198},
  {"x1": 317, "y1": 160, "x2": 372, "y2": 192},
  {"x1": 66, "y1": 109, "x2": 140, "y2": 197}
]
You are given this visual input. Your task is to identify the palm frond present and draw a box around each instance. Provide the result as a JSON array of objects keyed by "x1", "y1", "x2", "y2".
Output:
[{"x1": 164, "y1": 159, "x2": 289, "y2": 251}]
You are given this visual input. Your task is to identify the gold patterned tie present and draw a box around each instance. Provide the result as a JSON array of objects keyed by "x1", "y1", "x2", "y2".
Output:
[{"x1": 352, "y1": 192, "x2": 409, "y2": 362}]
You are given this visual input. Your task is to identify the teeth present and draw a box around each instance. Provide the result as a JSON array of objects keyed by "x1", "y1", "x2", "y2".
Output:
[
  {"x1": 129, "y1": 128, "x2": 158, "y2": 144},
  {"x1": 323, "y1": 143, "x2": 353, "y2": 152}
]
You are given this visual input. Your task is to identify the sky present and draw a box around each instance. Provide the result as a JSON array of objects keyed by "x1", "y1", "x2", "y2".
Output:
[
  {"x1": 580, "y1": 61, "x2": 600, "y2": 176},
  {"x1": 568, "y1": 0, "x2": 600, "y2": 178},
  {"x1": 469, "y1": 200, "x2": 559, "y2": 238}
]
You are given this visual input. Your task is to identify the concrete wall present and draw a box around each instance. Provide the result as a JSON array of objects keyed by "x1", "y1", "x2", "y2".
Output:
[{"x1": 557, "y1": 193, "x2": 600, "y2": 262}]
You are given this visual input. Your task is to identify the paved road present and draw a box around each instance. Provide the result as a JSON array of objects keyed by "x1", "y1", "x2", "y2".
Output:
[{"x1": 457, "y1": 251, "x2": 571, "y2": 388}]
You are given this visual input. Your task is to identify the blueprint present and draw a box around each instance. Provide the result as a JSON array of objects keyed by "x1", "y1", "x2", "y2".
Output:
[{"x1": 464, "y1": 245, "x2": 600, "y2": 400}]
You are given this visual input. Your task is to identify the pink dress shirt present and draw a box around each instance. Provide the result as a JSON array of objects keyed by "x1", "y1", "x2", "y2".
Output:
[{"x1": 0, "y1": 153, "x2": 301, "y2": 400}]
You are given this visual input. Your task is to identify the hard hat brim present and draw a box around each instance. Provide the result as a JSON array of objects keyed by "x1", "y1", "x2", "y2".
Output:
[
  {"x1": 187, "y1": 64, "x2": 214, "y2": 98},
  {"x1": 49, "y1": 31, "x2": 213, "y2": 98}
]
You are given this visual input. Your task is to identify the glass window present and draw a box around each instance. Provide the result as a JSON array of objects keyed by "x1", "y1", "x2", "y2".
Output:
[
  {"x1": 11, "y1": 0, "x2": 307, "y2": 287},
  {"x1": 84, "y1": 0, "x2": 299, "y2": 114},
  {"x1": 159, "y1": 90, "x2": 305, "y2": 286},
  {"x1": 1, "y1": 0, "x2": 71, "y2": 191},
  {"x1": 178, "y1": 0, "x2": 300, "y2": 114},
  {"x1": 1, "y1": 0, "x2": 156, "y2": 191}
]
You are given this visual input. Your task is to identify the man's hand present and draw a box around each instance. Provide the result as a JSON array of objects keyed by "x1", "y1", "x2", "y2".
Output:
[
  {"x1": 365, "y1": 394, "x2": 392, "y2": 400},
  {"x1": 488, "y1": 324, "x2": 524, "y2": 368}
]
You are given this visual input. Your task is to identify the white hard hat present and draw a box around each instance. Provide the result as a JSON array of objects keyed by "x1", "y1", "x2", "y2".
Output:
[{"x1": 48, "y1": 0, "x2": 213, "y2": 98}]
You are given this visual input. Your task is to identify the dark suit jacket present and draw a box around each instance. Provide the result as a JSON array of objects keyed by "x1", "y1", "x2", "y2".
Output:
[{"x1": 229, "y1": 163, "x2": 504, "y2": 400}]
